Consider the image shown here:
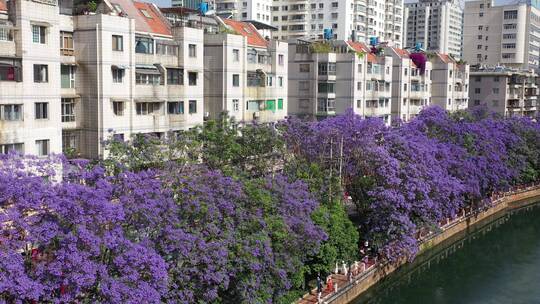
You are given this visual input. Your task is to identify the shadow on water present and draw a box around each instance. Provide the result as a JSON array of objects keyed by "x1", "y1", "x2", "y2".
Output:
[{"x1": 353, "y1": 202, "x2": 540, "y2": 304}]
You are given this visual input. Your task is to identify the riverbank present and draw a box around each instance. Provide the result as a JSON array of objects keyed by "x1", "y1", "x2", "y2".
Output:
[{"x1": 296, "y1": 183, "x2": 540, "y2": 304}]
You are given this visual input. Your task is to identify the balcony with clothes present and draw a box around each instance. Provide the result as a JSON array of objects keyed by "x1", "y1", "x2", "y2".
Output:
[
  {"x1": 406, "y1": 98, "x2": 427, "y2": 114},
  {"x1": 248, "y1": 98, "x2": 285, "y2": 123},
  {"x1": 247, "y1": 48, "x2": 272, "y2": 73},
  {"x1": 365, "y1": 80, "x2": 391, "y2": 99},
  {"x1": 364, "y1": 98, "x2": 391, "y2": 117},
  {"x1": 507, "y1": 99, "x2": 523, "y2": 112},
  {"x1": 0, "y1": 57, "x2": 23, "y2": 95}
]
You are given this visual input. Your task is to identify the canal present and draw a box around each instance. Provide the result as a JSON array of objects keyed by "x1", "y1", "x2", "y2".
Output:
[{"x1": 354, "y1": 203, "x2": 540, "y2": 304}]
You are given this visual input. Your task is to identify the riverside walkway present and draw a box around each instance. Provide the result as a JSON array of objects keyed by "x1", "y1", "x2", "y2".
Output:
[{"x1": 296, "y1": 182, "x2": 540, "y2": 304}]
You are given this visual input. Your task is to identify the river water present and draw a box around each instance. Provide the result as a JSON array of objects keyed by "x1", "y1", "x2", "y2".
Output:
[{"x1": 353, "y1": 203, "x2": 540, "y2": 304}]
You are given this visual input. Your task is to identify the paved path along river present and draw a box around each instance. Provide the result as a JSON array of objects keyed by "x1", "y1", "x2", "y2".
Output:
[{"x1": 354, "y1": 203, "x2": 540, "y2": 304}]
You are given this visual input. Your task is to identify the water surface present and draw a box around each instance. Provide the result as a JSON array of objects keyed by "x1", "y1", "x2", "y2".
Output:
[{"x1": 354, "y1": 203, "x2": 540, "y2": 304}]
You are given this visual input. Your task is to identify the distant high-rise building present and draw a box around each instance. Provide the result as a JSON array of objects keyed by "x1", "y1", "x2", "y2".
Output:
[
  {"x1": 171, "y1": 0, "x2": 203, "y2": 10},
  {"x1": 463, "y1": 0, "x2": 540, "y2": 72},
  {"x1": 404, "y1": 0, "x2": 463, "y2": 59},
  {"x1": 214, "y1": 0, "x2": 404, "y2": 48}
]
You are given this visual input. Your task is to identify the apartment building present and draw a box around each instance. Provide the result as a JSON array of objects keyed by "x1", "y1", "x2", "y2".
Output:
[
  {"x1": 0, "y1": 0, "x2": 63, "y2": 156},
  {"x1": 430, "y1": 53, "x2": 470, "y2": 112},
  {"x1": 171, "y1": 0, "x2": 202, "y2": 10},
  {"x1": 204, "y1": 19, "x2": 288, "y2": 123},
  {"x1": 463, "y1": 0, "x2": 540, "y2": 72},
  {"x1": 214, "y1": 0, "x2": 273, "y2": 25},
  {"x1": 469, "y1": 67, "x2": 538, "y2": 118},
  {"x1": 288, "y1": 40, "x2": 393, "y2": 124},
  {"x1": 385, "y1": 46, "x2": 432, "y2": 121},
  {"x1": 215, "y1": 0, "x2": 404, "y2": 48},
  {"x1": 0, "y1": 0, "x2": 204, "y2": 158},
  {"x1": 404, "y1": 0, "x2": 463, "y2": 59}
]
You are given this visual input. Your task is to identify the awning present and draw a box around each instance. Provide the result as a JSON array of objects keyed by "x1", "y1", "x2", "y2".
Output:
[
  {"x1": 112, "y1": 64, "x2": 130, "y2": 69},
  {"x1": 135, "y1": 65, "x2": 161, "y2": 75},
  {"x1": 135, "y1": 98, "x2": 165, "y2": 103}
]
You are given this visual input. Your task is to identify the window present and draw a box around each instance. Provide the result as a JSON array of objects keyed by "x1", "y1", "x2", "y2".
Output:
[
  {"x1": 136, "y1": 102, "x2": 162, "y2": 115},
  {"x1": 232, "y1": 74, "x2": 240, "y2": 87},
  {"x1": 0, "y1": 104, "x2": 22, "y2": 121},
  {"x1": 61, "y1": 65, "x2": 76, "y2": 88},
  {"x1": 32, "y1": 25, "x2": 46, "y2": 44},
  {"x1": 299, "y1": 64, "x2": 310, "y2": 72},
  {"x1": 404, "y1": 83, "x2": 408, "y2": 91},
  {"x1": 317, "y1": 98, "x2": 335, "y2": 112},
  {"x1": 318, "y1": 82, "x2": 335, "y2": 93},
  {"x1": 494, "y1": 76, "x2": 499, "y2": 82},
  {"x1": 0, "y1": 143, "x2": 23, "y2": 154},
  {"x1": 189, "y1": 100, "x2": 197, "y2": 114},
  {"x1": 61, "y1": 98, "x2": 75, "y2": 122},
  {"x1": 35, "y1": 102, "x2": 48, "y2": 120},
  {"x1": 278, "y1": 98, "x2": 284, "y2": 110},
  {"x1": 0, "y1": 61, "x2": 21, "y2": 82},
  {"x1": 232, "y1": 99, "x2": 239, "y2": 112},
  {"x1": 475, "y1": 88, "x2": 481, "y2": 94},
  {"x1": 0, "y1": 28, "x2": 12, "y2": 41},
  {"x1": 167, "y1": 68, "x2": 183, "y2": 85},
  {"x1": 140, "y1": 8, "x2": 152, "y2": 18},
  {"x1": 60, "y1": 31, "x2": 74, "y2": 55},
  {"x1": 156, "y1": 43, "x2": 179, "y2": 56},
  {"x1": 136, "y1": 72, "x2": 161, "y2": 85},
  {"x1": 36, "y1": 139, "x2": 50, "y2": 156},
  {"x1": 278, "y1": 76, "x2": 283, "y2": 87},
  {"x1": 504, "y1": 10, "x2": 518, "y2": 20},
  {"x1": 278, "y1": 54, "x2": 284, "y2": 65},
  {"x1": 62, "y1": 131, "x2": 77, "y2": 154},
  {"x1": 167, "y1": 101, "x2": 184, "y2": 114},
  {"x1": 492, "y1": 88, "x2": 499, "y2": 94},
  {"x1": 135, "y1": 36, "x2": 154, "y2": 54},
  {"x1": 189, "y1": 44, "x2": 197, "y2": 57},
  {"x1": 113, "y1": 101, "x2": 124, "y2": 116},
  {"x1": 318, "y1": 63, "x2": 336, "y2": 75},
  {"x1": 233, "y1": 49, "x2": 240, "y2": 62},
  {"x1": 33, "y1": 64, "x2": 48, "y2": 83},
  {"x1": 112, "y1": 68, "x2": 125, "y2": 83},
  {"x1": 112, "y1": 35, "x2": 123, "y2": 51},
  {"x1": 188, "y1": 72, "x2": 197, "y2": 86}
]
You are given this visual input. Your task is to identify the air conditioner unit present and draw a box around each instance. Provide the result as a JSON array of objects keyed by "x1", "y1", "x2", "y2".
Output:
[{"x1": 253, "y1": 111, "x2": 260, "y2": 119}]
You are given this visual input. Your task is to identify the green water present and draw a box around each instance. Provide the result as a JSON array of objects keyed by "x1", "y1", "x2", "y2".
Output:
[{"x1": 354, "y1": 203, "x2": 540, "y2": 304}]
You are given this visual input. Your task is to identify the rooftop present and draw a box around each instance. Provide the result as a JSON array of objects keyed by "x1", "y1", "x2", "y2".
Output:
[{"x1": 223, "y1": 19, "x2": 268, "y2": 48}]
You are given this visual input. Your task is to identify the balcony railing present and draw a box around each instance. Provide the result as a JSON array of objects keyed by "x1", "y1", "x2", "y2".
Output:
[{"x1": 61, "y1": 48, "x2": 74, "y2": 56}]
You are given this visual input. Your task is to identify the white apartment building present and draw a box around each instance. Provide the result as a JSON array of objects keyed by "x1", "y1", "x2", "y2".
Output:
[
  {"x1": 385, "y1": 46, "x2": 432, "y2": 121},
  {"x1": 463, "y1": 0, "x2": 540, "y2": 72},
  {"x1": 215, "y1": 0, "x2": 404, "y2": 48},
  {"x1": 404, "y1": 0, "x2": 463, "y2": 59},
  {"x1": 0, "y1": 0, "x2": 63, "y2": 156},
  {"x1": 469, "y1": 67, "x2": 538, "y2": 118},
  {"x1": 214, "y1": 0, "x2": 273, "y2": 25},
  {"x1": 204, "y1": 19, "x2": 288, "y2": 123},
  {"x1": 430, "y1": 53, "x2": 470, "y2": 112},
  {"x1": 0, "y1": 0, "x2": 205, "y2": 158},
  {"x1": 288, "y1": 40, "x2": 393, "y2": 124}
]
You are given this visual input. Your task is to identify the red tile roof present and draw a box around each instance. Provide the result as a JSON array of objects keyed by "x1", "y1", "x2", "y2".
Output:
[
  {"x1": 347, "y1": 41, "x2": 378, "y2": 63},
  {"x1": 0, "y1": 0, "x2": 7, "y2": 12},
  {"x1": 392, "y1": 47, "x2": 410, "y2": 58},
  {"x1": 437, "y1": 52, "x2": 455, "y2": 64},
  {"x1": 134, "y1": 1, "x2": 171, "y2": 36},
  {"x1": 223, "y1": 19, "x2": 268, "y2": 48}
]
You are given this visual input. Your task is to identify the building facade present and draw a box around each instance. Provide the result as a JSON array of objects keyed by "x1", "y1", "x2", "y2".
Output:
[
  {"x1": 288, "y1": 40, "x2": 393, "y2": 124},
  {"x1": 204, "y1": 19, "x2": 288, "y2": 123},
  {"x1": 430, "y1": 53, "x2": 470, "y2": 112},
  {"x1": 214, "y1": 0, "x2": 272, "y2": 25},
  {"x1": 0, "y1": 0, "x2": 205, "y2": 158},
  {"x1": 171, "y1": 0, "x2": 202, "y2": 10},
  {"x1": 469, "y1": 68, "x2": 538, "y2": 118},
  {"x1": 404, "y1": 0, "x2": 463, "y2": 59},
  {"x1": 385, "y1": 46, "x2": 432, "y2": 122},
  {"x1": 463, "y1": 0, "x2": 540, "y2": 72}
]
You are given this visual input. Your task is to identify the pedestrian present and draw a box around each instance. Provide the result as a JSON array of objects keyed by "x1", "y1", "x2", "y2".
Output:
[
  {"x1": 316, "y1": 273, "x2": 323, "y2": 303},
  {"x1": 342, "y1": 260, "x2": 347, "y2": 276},
  {"x1": 326, "y1": 276, "x2": 333, "y2": 293},
  {"x1": 348, "y1": 264, "x2": 353, "y2": 282}
]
